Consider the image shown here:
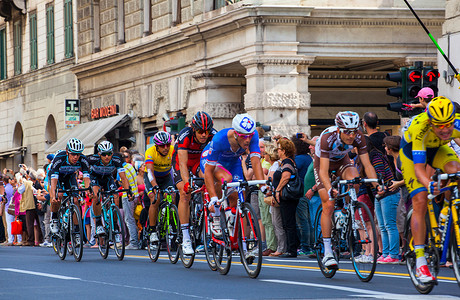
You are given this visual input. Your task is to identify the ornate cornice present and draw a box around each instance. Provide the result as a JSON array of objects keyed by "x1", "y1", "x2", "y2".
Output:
[
  {"x1": 204, "y1": 102, "x2": 244, "y2": 119},
  {"x1": 309, "y1": 71, "x2": 388, "y2": 80},
  {"x1": 192, "y1": 70, "x2": 246, "y2": 79},
  {"x1": 245, "y1": 92, "x2": 311, "y2": 110},
  {"x1": 241, "y1": 56, "x2": 316, "y2": 67}
]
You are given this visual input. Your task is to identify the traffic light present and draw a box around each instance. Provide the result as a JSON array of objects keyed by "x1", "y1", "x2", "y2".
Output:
[
  {"x1": 386, "y1": 69, "x2": 405, "y2": 101},
  {"x1": 163, "y1": 113, "x2": 186, "y2": 134},
  {"x1": 406, "y1": 68, "x2": 422, "y2": 104},
  {"x1": 422, "y1": 67, "x2": 439, "y2": 97}
]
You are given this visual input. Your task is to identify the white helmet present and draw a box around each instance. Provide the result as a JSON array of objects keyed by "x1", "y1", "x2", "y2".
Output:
[
  {"x1": 66, "y1": 138, "x2": 84, "y2": 154},
  {"x1": 335, "y1": 111, "x2": 360, "y2": 129},
  {"x1": 232, "y1": 113, "x2": 256, "y2": 134},
  {"x1": 97, "y1": 141, "x2": 113, "y2": 153}
]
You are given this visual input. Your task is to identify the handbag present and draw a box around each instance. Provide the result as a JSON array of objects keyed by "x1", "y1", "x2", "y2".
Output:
[
  {"x1": 11, "y1": 217, "x2": 22, "y2": 235},
  {"x1": 281, "y1": 159, "x2": 304, "y2": 202},
  {"x1": 7, "y1": 201, "x2": 15, "y2": 216}
]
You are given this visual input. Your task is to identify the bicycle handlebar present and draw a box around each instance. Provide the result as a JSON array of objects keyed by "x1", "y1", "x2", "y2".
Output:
[
  {"x1": 58, "y1": 187, "x2": 90, "y2": 194},
  {"x1": 100, "y1": 188, "x2": 131, "y2": 195},
  {"x1": 224, "y1": 179, "x2": 268, "y2": 188}
]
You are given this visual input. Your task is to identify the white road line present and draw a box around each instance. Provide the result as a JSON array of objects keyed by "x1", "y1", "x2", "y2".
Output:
[
  {"x1": 260, "y1": 279, "x2": 459, "y2": 299},
  {"x1": 0, "y1": 268, "x2": 80, "y2": 280},
  {"x1": 0, "y1": 267, "x2": 209, "y2": 299}
]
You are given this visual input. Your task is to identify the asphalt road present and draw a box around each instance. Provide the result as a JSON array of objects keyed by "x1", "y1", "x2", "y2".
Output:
[{"x1": 0, "y1": 246, "x2": 459, "y2": 299}]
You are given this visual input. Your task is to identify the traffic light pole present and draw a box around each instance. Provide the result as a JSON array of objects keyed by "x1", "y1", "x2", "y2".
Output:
[{"x1": 403, "y1": 0, "x2": 460, "y2": 85}]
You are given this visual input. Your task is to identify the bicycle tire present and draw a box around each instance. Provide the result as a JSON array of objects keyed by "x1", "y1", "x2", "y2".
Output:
[
  {"x1": 314, "y1": 206, "x2": 338, "y2": 278},
  {"x1": 214, "y1": 206, "x2": 232, "y2": 275},
  {"x1": 111, "y1": 205, "x2": 125, "y2": 261},
  {"x1": 146, "y1": 212, "x2": 161, "y2": 262},
  {"x1": 53, "y1": 209, "x2": 68, "y2": 260},
  {"x1": 180, "y1": 200, "x2": 196, "y2": 269},
  {"x1": 98, "y1": 218, "x2": 110, "y2": 259},
  {"x1": 166, "y1": 204, "x2": 180, "y2": 264},
  {"x1": 348, "y1": 201, "x2": 377, "y2": 282},
  {"x1": 69, "y1": 204, "x2": 84, "y2": 262},
  {"x1": 202, "y1": 210, "x2": 217, "y2": 271},
  {"x1": 403, "y1": 209, "x2": 436, "y2": 294},
  {"x1": 451, "y1": 226, "x2": 460, "y2": 287},
  {"x1": 238, "y1": 202, "x2": 262, "y2": 278}
]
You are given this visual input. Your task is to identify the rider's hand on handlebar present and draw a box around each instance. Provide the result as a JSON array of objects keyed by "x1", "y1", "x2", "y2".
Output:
[
  {"x1": 183, "y1": 182, "x2": 192, "y2": 194},
  {"x1": 429, "y1": 181, "x2": 440, "y2": 195},
  {"x1": 328, "y1": 188, "x2": 338, "y2": 200}
]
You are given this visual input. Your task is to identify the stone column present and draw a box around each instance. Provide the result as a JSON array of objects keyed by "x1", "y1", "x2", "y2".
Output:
[
  {"x1": 188, "y1": 70, "x2": 245, "y2": 130},
  {"x1": 241, "y1": 55, "x2": 315, "y2": 138}
]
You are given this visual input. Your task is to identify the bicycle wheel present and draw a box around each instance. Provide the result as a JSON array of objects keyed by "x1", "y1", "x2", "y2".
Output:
[
  {"x1": 98, "y1": 221, "x2": 110, "y2": 259},
  {"x1": 238, "y1": 202, "x2": 263, "y2": 278},
  {"x1": 180, "y1": 201, "x2": 196, "y2": 268},
  {"x1": 166, "y1": 204, "x2": 180, "y2": 264},
  {"x1": 403, "y1": 210, "x2": 436, "y2": 294},
  {"x1": 111, "y1": 205, "x2": 125, "y2": 261},
  {"x1": 314, "y1": 206, "x2": 339, "y2": 278},
  {"x1": 147, "y1": 209, "x2": 161, "y2": 262},
  {"x1": 69, "y1": 204, "x2": 84, "y2": 262},
  {"x1": 202, "y1": 211, "x2": 217, "y2": 271},
  {"x1": 348, "y1": 202, "x2": 377, "y2": 282},
  {"x1": 450, "y1": 223, "x2": 460, "y2": 287},
  {"x1": 53, "y1": 209, "x2": 68, "y2": 260},
  {"x1": 213, "y1": 206, "x2": 232, "y2": 275}
]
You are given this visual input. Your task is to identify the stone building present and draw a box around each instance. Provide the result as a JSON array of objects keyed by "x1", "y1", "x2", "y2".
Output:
[{"x1": 0, "y1": 0, "x2": 448, "y2": 170}]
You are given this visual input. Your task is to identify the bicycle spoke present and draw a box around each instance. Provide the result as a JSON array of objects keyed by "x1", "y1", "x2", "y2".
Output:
[
  {"x1": 111, "y1": 206, "x2": 125, "y2": 261},
  {"x1": 238, "y1": 202, "x2": 262, "y2": 278},
  {"x1": 69, "y1": 204, "x2": 84, "y2": 262}
]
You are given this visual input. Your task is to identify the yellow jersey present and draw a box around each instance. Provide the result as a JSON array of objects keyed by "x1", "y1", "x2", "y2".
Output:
[{"x1": 144, "y1": 145, "x2": 174, "y2": 177}]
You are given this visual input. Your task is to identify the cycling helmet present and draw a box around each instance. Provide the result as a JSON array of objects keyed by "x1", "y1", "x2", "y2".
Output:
[
  {"x1": 232, "y1": 113, "x2": 256, "y2": 134},
  {"x1": 191, "y1": 111, "x2": 213, "y2": 132},
  {"x1": 427, "y1": 96, "x2": 456, "y2": 125},
  {"x1": 153, "y1": 131, "x2": 172, "y2": 146},
  {"x1": 66, "y1": 138, "x2": 84, "y2": 154},
  {"x1": 97, "y1": 141, "x2": 113, "y2": 153},
  {"x1": 335, "y1": 111, "x2": 360, "y2": 129}
]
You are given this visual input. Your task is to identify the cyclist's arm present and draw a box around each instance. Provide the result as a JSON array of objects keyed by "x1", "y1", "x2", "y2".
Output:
[
  {"x1": 50, "y1": 178, "x2": 58, "y2": 201},
  {"x1": 359, "y1": 152, "x2": 379, "y2": 188},
  {"x1": 145, "y1": 163, "x2": 158, "y2": 189},
  {"x1": 319, "y1": 157, "x2": 332, "y2": 192},
  {"x1": 414, "y1": 162, "x2": 431, "y2": 191},
  {"x1": 178, "y1": 149, "x2": 190, "y2": 183},
  {"x1": 204, "y1": 163, "x2": 218, "y2": 199}
]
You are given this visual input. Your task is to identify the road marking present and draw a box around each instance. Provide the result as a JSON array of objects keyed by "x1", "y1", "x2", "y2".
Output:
[
  {"x1": 0, "y1": 268, "x2": 80, "y2": 280},
  {"x1": 261, "y1": 279, "x2": 458, "y2": 299},
  {"x1": 123, "y1": 254, "x2": 458, "y2": 282}
]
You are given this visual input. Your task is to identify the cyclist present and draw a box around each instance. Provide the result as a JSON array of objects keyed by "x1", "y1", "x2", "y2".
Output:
[
  {"x1": 48, "y1": 138, "x2": 91, "y2": 234},
  {"x1": 201, "y1": 113, "x2": 265, "y2": 240},
  {"x1": 87, "y1": 141, "x2": 131, "y2": 237},
  {"x1": 315, "y1": 111, "x2": 380, "y2": 269},
  {"x1": 144, "y1": 131, "x2": 175, "y2": 246},
  {"x1": 172, "y1": 111, "x2": 216, "y2": 255},
  {"x1": 400, "y1": 96, "x2": 460, "y2": 283}
]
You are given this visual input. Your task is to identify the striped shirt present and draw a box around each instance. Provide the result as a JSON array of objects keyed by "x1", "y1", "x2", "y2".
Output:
[
  {"x1": 369, "y1": 149, "x2": 398, "y2": 198},
  {"x1": 122, "y1": 162, "x2": 139, "y2": 199}
]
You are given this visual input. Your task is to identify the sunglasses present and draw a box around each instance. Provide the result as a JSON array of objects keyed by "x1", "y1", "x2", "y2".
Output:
[
  {"x1": 123, "y1": 155, "x2": 130, "y2": 159},
  {"x1": 339, "y1": 128, "x2": 358, "y2": 135},
  {"x1": 68, "y1": 152, "x2": 81, "y2": 157},
  {"x1": 432, "y1": 122, "x2": 453, "y2": 129},
  {"x1": 157, "y1": 144, "x2": 171, "y2": 148},
  {"x1": 235, "y1": 131, "x2": 255, "y2": 139},
  {"x1": 100, "y1": 152, "x2": 113, "y2": 157},
  {"x1": 196, "y1": 129, "x2": 209, "y2": 135}
]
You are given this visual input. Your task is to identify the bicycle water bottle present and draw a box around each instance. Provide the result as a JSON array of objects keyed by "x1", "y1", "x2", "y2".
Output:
[
  {"x1": 334, "y1": 210, "x2": 343, "y2": 229},
  {"x1": 63, "y1": 209, "x2": 69, "y2": 229},
  {"x1": 439, "y1": 206, "x2": 449, "y2": 232},
  {"x1": 225, "y1": 207, "x2": 236, "y2": 235}
]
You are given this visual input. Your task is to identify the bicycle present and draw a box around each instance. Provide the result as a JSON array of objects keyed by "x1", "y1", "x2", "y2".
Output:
[
  {"x1": 147, "y1": 186, "x2": 180, "y2": 264},
  {"x1": 314, "y1": 176, "x2": 381, "y2": 282},
  {"x1": 403, "y1": 169, "x2": 460, "y2": 293},
  {"x1": 96, "y1": 188, "x2": 130, "y2": 261},
  {"x1": 189, "y1": 176, "x2": 217, "y2": 271},
  {"x1": 207, "y1": 179, "x2": 266, "y2": 278},
  {"x1": 52, "y1": 187, "x2": 89, "y2": 262}
]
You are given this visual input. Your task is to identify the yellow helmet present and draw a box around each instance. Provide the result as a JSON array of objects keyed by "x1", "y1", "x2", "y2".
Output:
[{"x1": 427, "y1": 96, "x2": 456, "y2": 125}]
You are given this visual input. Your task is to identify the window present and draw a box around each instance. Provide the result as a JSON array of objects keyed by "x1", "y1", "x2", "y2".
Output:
[
  {"x1": 214, "y1": 0, "x2": 240, "y2": 9},
  {"x1": 46, "y1": 5, "x2": 55, "y2": 64},
  {"x1": 29, "y1": 13, "x2": 38, "y2": 70},
  {"x1": 13, "y1": 20, "x2": 21, "y2": 75},
  {"x1": 0, "y1": 28, "x2": 6, "y2": 79},
  {"x1": 64, "y1": 0, "x2": 73, "y2": 58}
]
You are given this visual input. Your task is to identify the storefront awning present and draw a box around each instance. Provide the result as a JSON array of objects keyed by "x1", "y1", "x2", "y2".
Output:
[
  {"x1": 0, "y1": 146, "x2": 27, "y2": 157},
  {"x1": 46, "y1": 114, "x2": 130, "y2": 155}
]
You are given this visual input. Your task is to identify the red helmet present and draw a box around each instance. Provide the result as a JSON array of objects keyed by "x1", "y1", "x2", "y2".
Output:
[{"x1": 191, "y1": 111, "x2": 213, "y2": 132}]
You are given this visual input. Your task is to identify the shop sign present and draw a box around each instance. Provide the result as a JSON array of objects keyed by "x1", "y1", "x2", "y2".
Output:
[
  {"x1": 65, "y1": 99, "x2": 80, "y2": 129},
  {"x1": 91, "y1": 104, "x2": 119, "y2": 120}
]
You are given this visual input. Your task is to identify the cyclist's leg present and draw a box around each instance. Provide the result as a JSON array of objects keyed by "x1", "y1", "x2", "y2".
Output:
[
  {"x1": 50, "y1": 177, "x2": 65, "y2": 232},
  {"x1": 90, "y1": 176, "x2": 104, "y2": 234},
  {"x1": 144, "y1": 173, "x2": 160, "y2": 230},
  {"x1": 175, "y1": 167, "x2": 192, "y2": 243}
]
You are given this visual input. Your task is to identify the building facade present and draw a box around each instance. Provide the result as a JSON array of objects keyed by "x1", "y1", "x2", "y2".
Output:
[{"x1": 0, "y1": 0, "x2": 448, "y2": 170}]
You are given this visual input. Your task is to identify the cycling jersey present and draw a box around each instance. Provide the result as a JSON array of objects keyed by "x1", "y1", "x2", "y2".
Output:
[
  {"x1": 87, "y1": 153, "x2": 125, "y2": 190},
  {"x1": 201, "y1": 128, "x2": 260, "y2": 181},
  {"x1": 315, "y1": 126, "x2": 367, "y2": 161},
  {"x1": 400, "y1": 112, "x2": 460, "y2": 197},
  {"x1": 144, "y1": 145, "x2": 174, "y2": 177},
  {"x1": 48, "y1": 151, "x2": 90, "y2": 180}
]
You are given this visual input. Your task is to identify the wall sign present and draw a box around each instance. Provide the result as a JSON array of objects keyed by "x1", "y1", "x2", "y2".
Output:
[
  {"x1": 91, "y1": 104, "x2": 119, "y2": 120},
  {"x1": 65, "y1": 99, "x2": 80, "y2": 129}
]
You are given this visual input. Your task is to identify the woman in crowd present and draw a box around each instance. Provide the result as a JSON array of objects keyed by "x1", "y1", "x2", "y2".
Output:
[{"x1": 273, "y1": 138, "x2": 299, "y2": 258}]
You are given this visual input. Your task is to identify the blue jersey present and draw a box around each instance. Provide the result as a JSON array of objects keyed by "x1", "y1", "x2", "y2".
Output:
[
  {"x1": 87, "y1": 153, "x2": 125, "y2": 177},
  {"x1": 202, "y1": 128, "x2": 260, "y2": 166},
  {"x1": 48, "y1": 151, "x2": 90, "y2": 180}
]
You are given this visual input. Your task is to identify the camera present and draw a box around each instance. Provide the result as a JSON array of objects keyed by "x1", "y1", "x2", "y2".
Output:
[
  {"x1": 296, "y1": 133, "x2": 303, "y2": 139},
  {"x1": 263, "y1": 136, "x2": 271, "y2": 142}
]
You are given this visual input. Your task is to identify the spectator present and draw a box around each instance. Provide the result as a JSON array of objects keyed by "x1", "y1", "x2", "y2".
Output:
[
  {"x1": 122, "y1": 160, "x2": 140, "y2": 249},
  {"x1": 264, "y1": 145, "x2": 284, "y2": 256},
  {"x1": 383, "y1": 135, "x2": 409, "y2": 249},
  {"x1": 362, "y1": 112, "x2": 388, "y2": 155},
  {"x1": 274, "y1": 137, "x2": 299, "y2": 258},
  {"x1": 14, "y1": 173, "x2": 26, "y2": 245},
  {"x1": 18, "y1": 169, "x2": 42, "y2": 246},
  {"x1": 1, "y1": 173, "x2": 15, "y2": 245},
  {"x1": 30, "y1": 169, "x2": 45, "y2": 245},
  {"x1": 364, "y1": 136, "x2": 400, "y2": 264}
]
